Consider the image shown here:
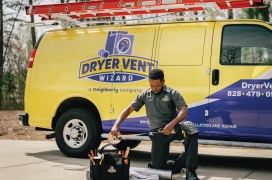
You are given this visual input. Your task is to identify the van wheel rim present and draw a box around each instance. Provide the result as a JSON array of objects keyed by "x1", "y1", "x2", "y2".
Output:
[{"x1": 63, "y1": 119, "x2": 88, "y2": 148}]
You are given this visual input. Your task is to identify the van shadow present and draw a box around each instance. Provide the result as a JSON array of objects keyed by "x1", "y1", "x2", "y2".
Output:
[
  {"x1": 198, "y1": 154, "x2": 272, "y2": 170},
  {"x1": 25, "y1": 150, "x2": 90, "y2": 168},
  {"x1": 24, "y1": 149, "x2": 153, "y2": 169},
  {"x1": 25, "y1": 149, "x2": 272, "y2": 171}
]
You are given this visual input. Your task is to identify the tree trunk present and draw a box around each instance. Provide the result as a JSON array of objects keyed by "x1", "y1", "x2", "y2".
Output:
[
  {"x1": 29, "y1": 0, "x2": 36, "y2": 47},
  {"x1": 228, "y1": 9, "x2": 233, "y2": 19},
  {"x1": 60, "y1": 1, "x2": 71, "y2": 4},
  {"x1": 0, "y1": 0, "x2": 3, "y2": 109}
]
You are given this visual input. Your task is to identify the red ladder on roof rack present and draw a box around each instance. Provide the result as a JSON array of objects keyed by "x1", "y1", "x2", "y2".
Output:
[{"x1": 25, "y1": 0, "x2": 268, "y2": 21}]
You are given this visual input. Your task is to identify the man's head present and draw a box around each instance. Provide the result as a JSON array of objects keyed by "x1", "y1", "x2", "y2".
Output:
[{"x1": 148, "y1": 69, "x2": 165, "y2": 94}]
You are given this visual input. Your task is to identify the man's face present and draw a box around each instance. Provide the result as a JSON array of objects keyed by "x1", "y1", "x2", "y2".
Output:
[{"x1": 148, "y1": 79, "x2": 165, "y2": 94}]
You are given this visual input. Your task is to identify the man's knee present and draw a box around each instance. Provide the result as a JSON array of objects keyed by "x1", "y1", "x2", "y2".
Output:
[{"x1": 180, "y1": 121, "x2": 199, "y2": 135}]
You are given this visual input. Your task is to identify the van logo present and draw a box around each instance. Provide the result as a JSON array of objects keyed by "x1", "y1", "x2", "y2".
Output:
[
  {"x1": 78, "y1": 31, "x2": 158, "y2": 83},
  {"x1": 98, "y1": 31, "x2": 134, "y2": 58}
]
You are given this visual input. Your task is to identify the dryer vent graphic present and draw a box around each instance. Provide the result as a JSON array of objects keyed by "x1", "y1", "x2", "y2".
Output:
[{"x1": 98, "y1": 31, "x2": 134, "y2": 58}]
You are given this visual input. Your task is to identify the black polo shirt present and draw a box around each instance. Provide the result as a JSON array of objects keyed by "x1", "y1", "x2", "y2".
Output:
[{"x1": 130, "y1": 85, "x2": 187, "y2": 129}]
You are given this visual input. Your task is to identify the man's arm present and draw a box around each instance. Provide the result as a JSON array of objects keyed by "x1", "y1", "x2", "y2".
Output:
[
  {"x1": 163, "y1": 105, "x2": 188, "y2": 135},
  {"x1": 110, "y1": 105, "x2": 135, "y2": 136}
]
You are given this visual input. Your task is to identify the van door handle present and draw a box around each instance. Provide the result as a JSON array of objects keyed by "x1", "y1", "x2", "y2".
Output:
[{"x1": 212, "y1": 69, "x2": 220, "y2": 85}]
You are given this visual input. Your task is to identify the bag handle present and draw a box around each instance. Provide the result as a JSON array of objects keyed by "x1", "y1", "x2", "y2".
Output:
[{"x1": 99, "y1": 143, "x2": 116, "y2": 154}]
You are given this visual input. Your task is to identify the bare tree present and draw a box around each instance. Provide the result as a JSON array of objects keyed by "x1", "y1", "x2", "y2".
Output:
[
  {"x1": 0, "y1": 0, "x2": 3, "y2": 109},
  {"x1": 29, "y1": 0, "x2": 36, "y2": 47},
  {"x1": 221, "y1": 46, "x2": 241, "y2": 64},
  {"x1": 2, "y1": 24, "x2": 30, "y2": 110},
  {"x1": 1, "y1": 0, "x2": 30, "y2": 109}
]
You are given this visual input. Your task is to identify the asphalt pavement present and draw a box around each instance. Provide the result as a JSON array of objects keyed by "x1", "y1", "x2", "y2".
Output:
[{"x1": 0, "y1": 140, "x2": 272, "y2": 180}]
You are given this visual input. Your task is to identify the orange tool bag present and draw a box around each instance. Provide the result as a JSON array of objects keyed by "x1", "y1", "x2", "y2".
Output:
[{"x1": 89, "y1": 144, "x2": 130, "y2": 180}]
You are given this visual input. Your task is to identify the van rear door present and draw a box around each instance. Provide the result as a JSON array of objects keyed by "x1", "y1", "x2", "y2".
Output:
[{"x1": 209, "y1": 21, "x2": 272, "y2": 142}]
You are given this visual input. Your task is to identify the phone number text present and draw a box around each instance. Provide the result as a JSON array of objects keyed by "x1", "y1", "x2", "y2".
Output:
[{"x1": 227, "y1": 91, "x2": 272, "y2": 97}]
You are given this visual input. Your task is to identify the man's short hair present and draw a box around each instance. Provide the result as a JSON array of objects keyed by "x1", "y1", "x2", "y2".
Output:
[{"x1": 149, "y1": 69, "x2": 164, "y2": 81}]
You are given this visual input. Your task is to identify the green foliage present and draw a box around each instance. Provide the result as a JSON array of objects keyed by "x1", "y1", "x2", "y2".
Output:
[
  {"x1": 267, "y1": 57, "x2": 272, "y2": 64},
  {"x1": 244, "y1": 8, "x2": 255, "y2": 19},
  {"x1": 243, "y1": 2, "x2": 271, "y2": 22},
  {"x1": 1, "y1": 71, "x2": 17, "y2": 110},
  {"x1": 2, "y1": 72, "x2": 16, "y2": 93}
]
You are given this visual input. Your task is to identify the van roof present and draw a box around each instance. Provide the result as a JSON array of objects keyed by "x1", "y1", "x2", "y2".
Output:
[{"x1": 46, "y1": 18, "x2": 267, "y2": 32}]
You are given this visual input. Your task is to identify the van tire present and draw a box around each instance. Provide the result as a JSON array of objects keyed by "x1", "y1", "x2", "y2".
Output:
[
  {"x1": 113, "y1": 139, "x2": 141, "y2": 150},
  {"x1": 55, "y1": 108, "x2": 101, "y2": 158}
]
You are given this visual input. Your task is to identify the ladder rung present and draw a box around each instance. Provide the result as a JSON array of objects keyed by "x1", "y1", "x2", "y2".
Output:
[{"x1": 26, "y1": 0, "x2": 266, "y2": 17}]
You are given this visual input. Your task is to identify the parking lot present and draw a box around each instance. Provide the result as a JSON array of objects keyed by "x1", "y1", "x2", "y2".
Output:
[{"x1": 0, "y1": 140, "x2": 272, "y2": 180}]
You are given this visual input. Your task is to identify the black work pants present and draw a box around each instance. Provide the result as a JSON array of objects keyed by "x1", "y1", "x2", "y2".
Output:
[{"x1": 149, "y1": 124, "x2": 198, "y2": 170}]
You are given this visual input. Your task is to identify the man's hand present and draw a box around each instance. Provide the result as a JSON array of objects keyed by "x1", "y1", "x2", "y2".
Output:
[
  {"x1": 110, "y1": 105, "x2": 134, "y2": 137},
  {"x1": 109, "y1": 124, "x2": 122, "y2": 144},
  {"x1": 163, "y1": 124, "x2": 174, "y2": 135},
  {"x1": 110, "y1": 124, "x2": 121, "y2": 137}
]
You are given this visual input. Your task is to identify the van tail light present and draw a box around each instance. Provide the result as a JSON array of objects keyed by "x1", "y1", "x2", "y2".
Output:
[{"x1": 28, "y1": 48, "x2": 37, "y2": 68}]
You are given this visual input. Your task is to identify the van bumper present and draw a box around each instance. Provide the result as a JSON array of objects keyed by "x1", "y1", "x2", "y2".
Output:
[{"x1": 18, "y1": 114, "x2": 29, "y2": 126}]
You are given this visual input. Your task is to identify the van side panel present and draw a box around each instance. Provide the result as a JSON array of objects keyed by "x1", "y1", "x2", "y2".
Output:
[
  {"x1": 209, "y1": 21, "x2": 272, "y2": 142},
  {"x1": 27, "y1": 26, "x2": 121, "y2": 128}
]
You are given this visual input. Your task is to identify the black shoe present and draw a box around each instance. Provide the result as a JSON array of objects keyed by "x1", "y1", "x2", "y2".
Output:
[
  {"x1": 148, "y1": 161, "x2": 174, "y2": 170},
  {"x1": 186, "y1": 168, "x2": 200, "y2": 180},
  {"x1": 166, "y1": 160, "x2": 175, "y2": 170},
  {"x1": 172, "y1": 151, "x2": 186, "y2": 174}
]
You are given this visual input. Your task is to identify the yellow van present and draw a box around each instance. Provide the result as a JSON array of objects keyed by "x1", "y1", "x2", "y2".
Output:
[{"x1": 19, "y1": 19, "x2": 272, "y2": 157}]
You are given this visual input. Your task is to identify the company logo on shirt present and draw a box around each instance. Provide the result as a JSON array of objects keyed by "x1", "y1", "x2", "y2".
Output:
[
  {"x1": 78, "y1": 31, "x2": 158, "y2": 83},
  {"x1": 162, "y1": 95, "x2": 170, "y2": 102}
]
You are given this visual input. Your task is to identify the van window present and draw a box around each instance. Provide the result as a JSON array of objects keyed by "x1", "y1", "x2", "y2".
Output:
[{"x1": 220, "y1": 24, "x2": 272, "y2": 65}]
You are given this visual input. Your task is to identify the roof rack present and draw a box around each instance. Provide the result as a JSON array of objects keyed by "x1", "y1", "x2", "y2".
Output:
[{"x1": 22, "y1": 0, "x2": 270, "y2": 28}]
